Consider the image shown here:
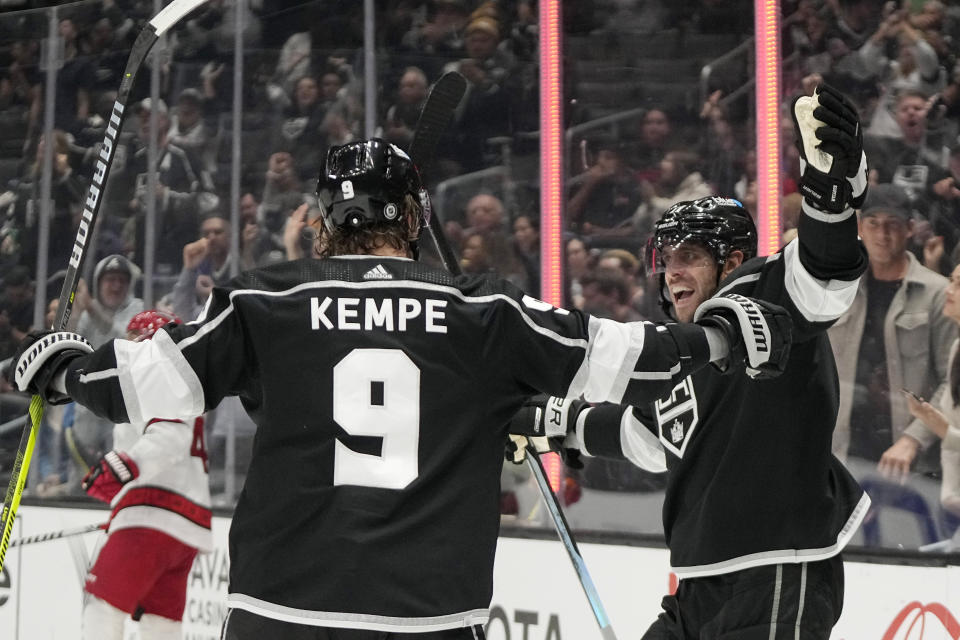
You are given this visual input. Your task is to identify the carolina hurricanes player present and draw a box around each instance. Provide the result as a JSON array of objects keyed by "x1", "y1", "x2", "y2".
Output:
[{"x1": 81, "y1": 310, "x2": 212, "y2": 640}]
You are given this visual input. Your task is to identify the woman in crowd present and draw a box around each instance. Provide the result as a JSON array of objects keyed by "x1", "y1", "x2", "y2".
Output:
[
  {"x1": 905, "y1": 263, "x2": 960, "y2": 532},
  {"x1": 511, "y1": 213, "x2": 540, "y2": 296}
]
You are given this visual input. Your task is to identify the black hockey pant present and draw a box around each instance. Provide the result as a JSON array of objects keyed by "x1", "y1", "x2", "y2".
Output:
[
  {"x1": 641, "y1": 555, "x2": 844, "y2": 640},
  {"x1": 221, "y1": 608, "x2": 486, "y2": 640}
]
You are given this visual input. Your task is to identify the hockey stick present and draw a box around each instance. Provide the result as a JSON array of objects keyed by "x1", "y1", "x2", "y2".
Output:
[
  {"x1": 409, "y1": 71, "x2": 467, "y2": 272},
  {"x1": 524, "y1": 450, "x2": 618, "y2": 640},
  {"x1": 408, "y1": 72, "x2": 619, "y2": 640},
  {"x1": 8, "y1": 522, "x2": 107, "y2": 548},
  {"x1": 0, "y1": 0, "x2": 211, "y2": 573}
]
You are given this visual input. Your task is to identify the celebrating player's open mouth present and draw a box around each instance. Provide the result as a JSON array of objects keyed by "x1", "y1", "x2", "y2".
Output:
[{"x1": 667, "y1": 282, "x2": 703, "y2": 322}]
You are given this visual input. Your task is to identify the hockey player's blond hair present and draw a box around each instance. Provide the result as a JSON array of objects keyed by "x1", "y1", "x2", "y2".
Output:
[{"x1": 315, "y1": 194, "x2": 422, "y2": 259}]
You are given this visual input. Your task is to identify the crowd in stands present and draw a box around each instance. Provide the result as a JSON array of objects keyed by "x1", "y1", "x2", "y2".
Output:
[{"x1": 0, "y1": 0, "x2": 959, "y2": 547}]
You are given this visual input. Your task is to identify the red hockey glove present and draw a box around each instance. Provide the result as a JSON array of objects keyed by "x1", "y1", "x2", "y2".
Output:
[{"x1": 81, "y1": 450, "x2": 139, "y2": 503}]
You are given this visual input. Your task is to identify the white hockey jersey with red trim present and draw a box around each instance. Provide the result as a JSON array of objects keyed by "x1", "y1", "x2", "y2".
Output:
[{"x1": 108, "y1": 416, "x2": 213, "y2": 552}]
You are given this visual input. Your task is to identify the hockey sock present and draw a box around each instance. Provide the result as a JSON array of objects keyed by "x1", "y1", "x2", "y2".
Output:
[
  {"x1": 139, "y1": 613, "x2": 183, "y2": 640},
  {"x1": 82, "y1": 595, "x2": 126, "y2": 640}
]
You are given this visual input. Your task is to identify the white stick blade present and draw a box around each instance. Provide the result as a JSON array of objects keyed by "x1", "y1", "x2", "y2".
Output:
[{"x1": 150, "y1": 0, "x2": 210, "y2": 36}]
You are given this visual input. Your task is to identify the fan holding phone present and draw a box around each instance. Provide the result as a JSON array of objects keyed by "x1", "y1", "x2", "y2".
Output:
[{"x1": 904, "y1": 265, "x2": 960, "y2": 523}]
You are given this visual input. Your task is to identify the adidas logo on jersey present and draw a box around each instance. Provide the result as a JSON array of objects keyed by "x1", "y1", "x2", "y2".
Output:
[{"x1": 363, "y1": 264, "x2": 393, "y2": 280}]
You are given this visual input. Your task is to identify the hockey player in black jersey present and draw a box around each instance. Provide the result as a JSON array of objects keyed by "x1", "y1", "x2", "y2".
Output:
[
  {"x1": 14, "y1": 139, "x2": 792, "y2": 639},
  {"x1": 510, "y1": 85, "x2": 871, "y2": 639}
]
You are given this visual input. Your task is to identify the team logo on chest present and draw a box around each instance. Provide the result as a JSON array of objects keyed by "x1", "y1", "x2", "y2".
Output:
[
  {"x1": 654, "y1": 376, "x2": 699, "y2": 458},
  {"x1": 669, "y1": 419, "x2": 684, "y2": 444}
]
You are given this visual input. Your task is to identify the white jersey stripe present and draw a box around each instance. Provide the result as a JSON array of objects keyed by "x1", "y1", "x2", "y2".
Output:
[
  {"x1": 672, "y1": 492, "x2": 870, "y2": 578},
  {"x1": 621, "y1": 410, "x2": 667, "y2": 472},
  {"x1": 582, "y1": 317, "x2": 649, "y2": 404},
  {"x1": 110, "y1": 505, "x2": 212, "y2": 551},
  {"x1": 715, "y1": 272, "x2": 763, "y2": 297},
  {"x1": 781, "y1": 240, "x2": 860, "y2": 323},
  {"x1": 630, "y1": 362, "x2": 681, "y2": 380},
  {"x1": 189, "y1": 290, "x2": 215, "y2": 324},
  {"x1": 114, "y1": 330, "x2": 205, "y2": 424},
  {"x1": 575, "y1": 407, "x2": 594, "y2": 457},
  {"x1": 768, "y1": 564, "x2": 783, "y2": 640},
  {"x1": 794, "y1": 562, "x2": 808, "y2": 640},
  {"x1": 801, "y1": 198, "x2": 855, "y2": 223},
  {"x1": 227, "y1": 594, "x2": 489, "y2": 633},
  {"x1": 78, "y1": 368, "x2": 120, "y2": 383}
]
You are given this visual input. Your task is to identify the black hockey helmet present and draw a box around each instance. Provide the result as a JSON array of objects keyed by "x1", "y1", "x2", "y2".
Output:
[
  {"x1": 645, "y1": 196, "x2": 757, "y2": 319},
  {"x1": 645, "y1": 196, "x2": 757, "y2": 275},
  {"x1": 316, "y1": 138, "x2": 430, "y2": 233}
]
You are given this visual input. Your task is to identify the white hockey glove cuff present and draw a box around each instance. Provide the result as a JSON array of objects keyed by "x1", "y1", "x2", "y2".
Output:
[{"x1": 14, "y1": 331, "x2": 93, "y2": 404}]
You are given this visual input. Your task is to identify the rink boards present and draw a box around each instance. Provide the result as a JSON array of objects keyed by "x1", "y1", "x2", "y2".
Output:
[{"x1": 0, "y1": 505, "x2": 958, "y2": 639}]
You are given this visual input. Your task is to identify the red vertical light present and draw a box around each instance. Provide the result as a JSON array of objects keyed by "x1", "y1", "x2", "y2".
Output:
[
  {"x1": 755, "y1": 0, "x2": 782, "y2": 256},
  {"x1": 539, "y1": 0, "x2": 564, "y2": 492}
]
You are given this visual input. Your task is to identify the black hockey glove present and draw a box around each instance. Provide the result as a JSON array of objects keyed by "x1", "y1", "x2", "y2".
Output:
[
  {"x1": 13, "y1": 330, "x2": 93, "y2": 404},
  {"x1": 694, "y1": 294, "x2": 792, "y2": 379},
  {"x1": 792, "y1": 83, "x2": 868, "y2": 213},
  {"x1": 505, "y1": 395, "x2": 584, "y2": 469}
]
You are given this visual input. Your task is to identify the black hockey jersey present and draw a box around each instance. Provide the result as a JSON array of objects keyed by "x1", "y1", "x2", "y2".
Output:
[
  {"x1": 65, "y1": 255, "x2": 717, "y2": 632},
  {"x1": 579, "y1": 206, "x2": 872, "y2": 578}
]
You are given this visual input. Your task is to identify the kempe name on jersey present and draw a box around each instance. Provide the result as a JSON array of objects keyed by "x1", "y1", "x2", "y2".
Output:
[{"x1": 310, "y1": 295, "x2": 448, "y2": 333}]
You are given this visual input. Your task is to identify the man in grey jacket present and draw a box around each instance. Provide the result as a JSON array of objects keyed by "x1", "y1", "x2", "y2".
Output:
[{"x1": 829, "y1": 183, "x2": 953, "y2": 479}]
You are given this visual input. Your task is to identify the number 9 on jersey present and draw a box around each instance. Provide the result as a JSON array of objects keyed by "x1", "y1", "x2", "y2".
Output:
[{"x1": 333, "y1": 348, "x2": 421, "y2": 489}]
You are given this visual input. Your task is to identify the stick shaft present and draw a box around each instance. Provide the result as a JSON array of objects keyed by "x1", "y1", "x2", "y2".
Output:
[
  {"x1": 9, "y1": 522, "x2": 106, "y2": 548},
  {"x1": 525, "y1": 447, "x2": 618, "y2": 638},
  {"x1": 0, "y1": 0, "x2": 210, "y2": 573},
  {"x1": 409, "y1": 72, "x2": 467, "y2": 272}
]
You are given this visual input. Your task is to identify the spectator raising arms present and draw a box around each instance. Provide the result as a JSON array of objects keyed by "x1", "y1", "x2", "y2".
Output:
[
  {"x1": 863, "y1": 90, "x2": 952, "y2": 207},
  {"x1": 171, "y1": 213, "x2": 234, "y2": 322}
]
